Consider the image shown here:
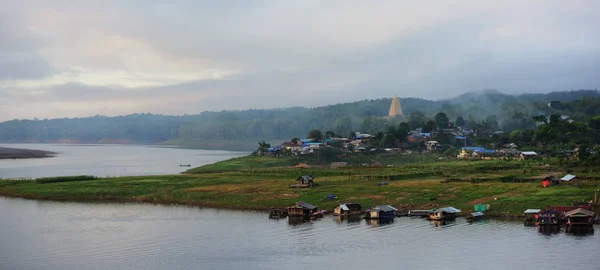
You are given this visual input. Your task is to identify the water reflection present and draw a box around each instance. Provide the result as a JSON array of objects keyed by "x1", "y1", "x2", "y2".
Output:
[
  {"x1": 566, "y1": 226, "x2": 594, "y2": 236},
  {"x1": 366, "y1": 218, "x2": 394, "y2": 227},
  {"x1": 538, "y1": 225, "x2": 561, "y2": 235},
  {"x1": 429, "y1": 219, "x2": 456, "y2": 227},
  {"x1": 288, "y1": 216, "x2": 310, "y2": 226},
  {"x1": 335, "y1": 215, "x2": 363, "y2": 224}
]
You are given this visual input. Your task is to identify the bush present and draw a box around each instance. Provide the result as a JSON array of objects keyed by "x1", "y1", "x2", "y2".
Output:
[{"x1": 36, "y1": 175, "x2": 98, "y2": 184}]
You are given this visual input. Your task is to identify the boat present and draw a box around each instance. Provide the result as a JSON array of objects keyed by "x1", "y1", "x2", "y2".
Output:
[
  {"x1": 466, "y1": 212, "x2": 485, "y2": 222},
  {"x1": 180, "y1": 164, "x2": 191, "y2": 167},
  {"x1": 427, "y1": 207, "x2": 461, "y2": 220}
]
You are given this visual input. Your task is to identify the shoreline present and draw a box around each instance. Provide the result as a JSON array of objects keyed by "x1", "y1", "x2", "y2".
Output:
[
  {"x1": 0, "y1": 147, "x2": 56, "y2": 159},
  {"x1": 1, "y1": 156, "x2": 598, "y2": 217},
  {"x1": 0, "y1": 193, "x2": 527, "y2": 219}
]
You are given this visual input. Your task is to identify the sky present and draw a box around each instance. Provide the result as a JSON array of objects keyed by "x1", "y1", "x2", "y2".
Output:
[{"x1": 1, "y1": 0, "x2": 599, "y2": 121}]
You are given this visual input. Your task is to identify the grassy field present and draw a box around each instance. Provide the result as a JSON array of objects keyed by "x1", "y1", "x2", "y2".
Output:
[
  {"x1": 1, "y1": 157, "x2": 599, "y2": 216},
  {"x1": 185, "y1": 153, "x2": 441, "y2": 173}
]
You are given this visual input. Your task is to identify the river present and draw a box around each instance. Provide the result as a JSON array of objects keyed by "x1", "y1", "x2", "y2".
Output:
[
  {"x1": 0, "y1": 196, "x2": 598, "y2": 270},
  {"x1": 0, "y1": 143, "x2": 247, "y2": 179}
]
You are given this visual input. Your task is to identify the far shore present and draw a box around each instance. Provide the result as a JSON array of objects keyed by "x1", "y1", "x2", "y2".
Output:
[
  {"x1": 1, "y1": 156, "x2": 598, "y2": 217},
  {"x1": 0, "y1": 147, "x2": 56, "y2": 159}
]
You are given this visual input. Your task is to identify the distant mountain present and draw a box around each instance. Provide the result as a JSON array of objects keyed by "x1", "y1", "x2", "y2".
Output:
[{"x1": 0, "y1": 89, "x2": 598, "y2": 149}]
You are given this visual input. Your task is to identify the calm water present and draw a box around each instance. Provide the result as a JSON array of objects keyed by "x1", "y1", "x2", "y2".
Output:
[
  {"x1": 0, "y1": 197, "x2": 598, "y2": 270},
  {"x1": 0, "y1": 143, "x2": 247, "y2": 179}
]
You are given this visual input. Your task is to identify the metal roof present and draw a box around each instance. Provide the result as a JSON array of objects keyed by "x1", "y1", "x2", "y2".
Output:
[
  {"x1": 470, "y1": 212, "x2": 485, "y2": 217},
  {"x1": 521, "y1": 151, "x2": 538, "y2": 155},
  {"x1": 297, "y1": 175, "x2": 314, "y2": 181},
  {"x1": 339, "y1": 204, "x2": 350, "y2": 211},
  {"x1": 523, "y1": 209, "x2": 541, "y2": 214},
  {"x1": 293, "y1": 201, "x2": 317, "y2": 210},
  {"x1": 564, "y1": 208, "x2": 594, "y2": 217},
  {"x1": 372, "y1": 205, "x2": 397, "y2": 212},
  {"x1": 437, "y1": 207, "x2": 462, "y2": 213},
  {"x1": 561, "y1": 174, "x2": 576, "y2": 181}
]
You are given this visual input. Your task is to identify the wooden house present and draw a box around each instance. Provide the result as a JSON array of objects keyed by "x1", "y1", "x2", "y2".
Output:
[
  {"x1": 334, "y1": 203, "x2": 362, "y2": 216},
  {"x1": 287, "y1": 201, "x2": 318, "y2": 217},
  {"x1": 428, "y1": 207, "x2": 462, "y2": 220},
  {"x1": 564, "y1": 208, "x2": 595, "y2": 226},
  {"x1": 523, "y1": 209, "x2": 541, "y2": 225},
  {"x1": 290, "y1": 174, "x2": 315, "y2": 188},
  {"x1": 519, "y1": 151, "x2": 538, "y2": 160},
  {"x1": 560, "y1": 174, "x2": 578, "y2": 185},
  {"x1": 538, "y1": 209, "x2": 559, "y2": 225},
  {"x1": 541, "y1": 176, "x2": 560, "y2": 187},
  {"x1": 365, "y1": 205, "x2": 397, "y2": 219}
]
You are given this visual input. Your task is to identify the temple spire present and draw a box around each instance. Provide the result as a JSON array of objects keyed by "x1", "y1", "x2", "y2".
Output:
[{"x1": 388, "y1": 95, "x2": 404, "y2": 118}]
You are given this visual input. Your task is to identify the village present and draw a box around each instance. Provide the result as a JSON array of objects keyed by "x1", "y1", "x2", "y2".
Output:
[{"x1": 268, "y1": 170, "x2": 599, "y2": 235}]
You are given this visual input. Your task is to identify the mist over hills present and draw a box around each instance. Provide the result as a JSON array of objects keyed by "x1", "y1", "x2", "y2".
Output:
[{"x1": 0, "y1": 90, "x2": 598, "y2": 150}]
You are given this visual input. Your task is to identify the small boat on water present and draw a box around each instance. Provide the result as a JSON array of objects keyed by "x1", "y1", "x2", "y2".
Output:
[
  {"x1": 466, "y1": 212, "x2": 485, "y2": 222},
  {"x1": 427, "y1": 207, "x2": 461, "y2": 220},
  {"x1": 180, "y1": 164, "x2": 191, "y2": 167}
]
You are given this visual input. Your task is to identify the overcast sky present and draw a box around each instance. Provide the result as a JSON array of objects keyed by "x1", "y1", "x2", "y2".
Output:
[{"x1": 1, "y1": 0, "x2": 599, "y2": 121}]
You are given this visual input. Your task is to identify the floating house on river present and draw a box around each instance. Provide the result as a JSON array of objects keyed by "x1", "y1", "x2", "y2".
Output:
[
  {"x1": 564, "y1": 208, "x2": 595, "y2": 226},
  {"x1": 538, "y1": 209, "x2": 559, "y2": 225},
  {"x1": 334, "y1": 203, "x2": 363, "y2": 216},
  {"x1": 365, "y1": 205, "x2": 397, "y2": 219},
  {"x1": 466, "y1": 212, "x2": 485, "y2": 222},
  {"x1": 287, "y1": 201, "x2": 319, "y2": 218},
  {"x1": 428, "y1": 207, "x2": 462, "y2": 220}
]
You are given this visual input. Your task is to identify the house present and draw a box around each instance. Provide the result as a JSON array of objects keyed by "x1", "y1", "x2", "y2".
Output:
[
  {"x1": 302, "y1": 142, "x2": 322, "y2": 149},
  {"x1": 524, "y1": 209, "x2": 541, "y2": 225},
  {"x1": 290, "y1": 174, "x2": 315, "y2": 188},
  {"x1": 425, "y1": 141, "x2": 440, "y2": 152},
  {"x1": 542, "y1": 176, "x2": 560, "y2": 187},
  {"x1": 427, "y1": 207, "x2": 462, "y2": 220},
  {"x1": 538, "y1": 209, "x2": 559, "y2": 225},
  {"x1": 560, "y1": 174, "x2": 577, "y2": 184},
  {"x1": 282, "y1": 141, "x2": 301, "y2": 151},
  {"x1": 334, "y1": 203, "x2": 363, "y2": 216},
  {"x1": 520, "y1": 151, "x2": 538, "y2": 160},
  {"x1": 287, "y1": 201, "x2": 319, "y2": 217},
  {"x1": 564, "y1": 208, "x2": 595, "y2": 226},
  {"x1": 365, "y1": 205, "x2": 397, "y2": 219}
]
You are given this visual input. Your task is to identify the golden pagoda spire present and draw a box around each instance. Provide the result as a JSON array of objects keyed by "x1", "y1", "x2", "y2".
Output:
[{"x1": 388, "y1": 95, "x2": 404, "y2": 118}]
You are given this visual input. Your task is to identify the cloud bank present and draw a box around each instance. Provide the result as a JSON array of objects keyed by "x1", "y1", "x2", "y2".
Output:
[{"x1": 1, "y1": 0, "x2": 599, "y2": 120}]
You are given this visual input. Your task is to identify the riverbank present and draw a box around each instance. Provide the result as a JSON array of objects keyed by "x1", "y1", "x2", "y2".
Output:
[
  {"x1": 1, "y1": 157, "x2": 598, "y2": 216},
  {"x1": 0, "y1": 147, "x2": 56, "y2": 159}
]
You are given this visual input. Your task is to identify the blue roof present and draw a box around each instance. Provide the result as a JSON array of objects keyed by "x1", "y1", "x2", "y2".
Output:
[
  {"x1": 455, "y1": 136, "x2": 466, "y2": 140},
  {"x1": 324, "y1": 139, "x2": 333, "y2": 143},
  {"x1": 299, "y1": 139, "x2": 311, "y2": 143},
  {"x1": 462, "y1": 147, "x2": 486, "y2": 151},
  {"x1": 421, "y1": 133, "x2": 431, "y2": 137}
]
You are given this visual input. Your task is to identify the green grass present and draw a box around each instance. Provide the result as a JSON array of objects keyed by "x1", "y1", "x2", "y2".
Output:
[{"x1": 1, "y1": 157, "x2": 598, "y2": 216}]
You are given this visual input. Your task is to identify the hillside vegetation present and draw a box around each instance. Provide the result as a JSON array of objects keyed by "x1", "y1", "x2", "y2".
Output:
[{"x1": 0, "y1": 90, "x2": 598, "y2": 150}]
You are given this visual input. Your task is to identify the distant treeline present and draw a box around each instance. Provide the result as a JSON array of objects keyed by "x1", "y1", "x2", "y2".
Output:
[{"x1": 0, "y1": 90, "x2": 598, "y2": 148}]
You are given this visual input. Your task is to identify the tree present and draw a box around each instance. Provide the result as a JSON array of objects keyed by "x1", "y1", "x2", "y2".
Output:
[
  {"x1": 257, "y1": 141, "x2": 271, "y2": 154},
  {"x1": 397, "y1": 122, "x2": 411, "y2": 143},
  {"x1": 291, "y1": 137, "x2": 299, "y2": 144},
  {"x1": 455, "y1": 116, "x2": 465, "y2": 127},
  {"x1": 435, "y1": 112, "x2": 450, "y2": 130},
  {"x1": 485, "y1": 115, "x2": 499, "y2": 131},
  {"x1": 409, "y1": 111, "x2": 428, "y2": 129},
  {"x1": 325, "y1": 130, "x2": 336, "y2": 139},
  {"x1": 307, "y1": 129, "x2": 323, "y2": 142},
  {"x1": 422, "y1": 120, "x2": 436, "y2": 133}
]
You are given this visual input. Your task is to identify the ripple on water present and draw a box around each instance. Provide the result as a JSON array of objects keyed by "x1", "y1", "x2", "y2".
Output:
[{"x1": 1, "y1": 198, "x2": 599, "y2": 270}]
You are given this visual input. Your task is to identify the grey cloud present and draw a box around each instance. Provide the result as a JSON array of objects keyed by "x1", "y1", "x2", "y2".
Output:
[
  {"x1": 0, "y1": 10, "x2": 56, "y2": 80},
  {"x1": 1, "y1": 1, "x2": 600, "y2": 120}
]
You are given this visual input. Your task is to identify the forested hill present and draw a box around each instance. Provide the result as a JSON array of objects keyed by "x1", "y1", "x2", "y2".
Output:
[{"x1": 0, "y1": 90, "x2": 598, "y2": 149}]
